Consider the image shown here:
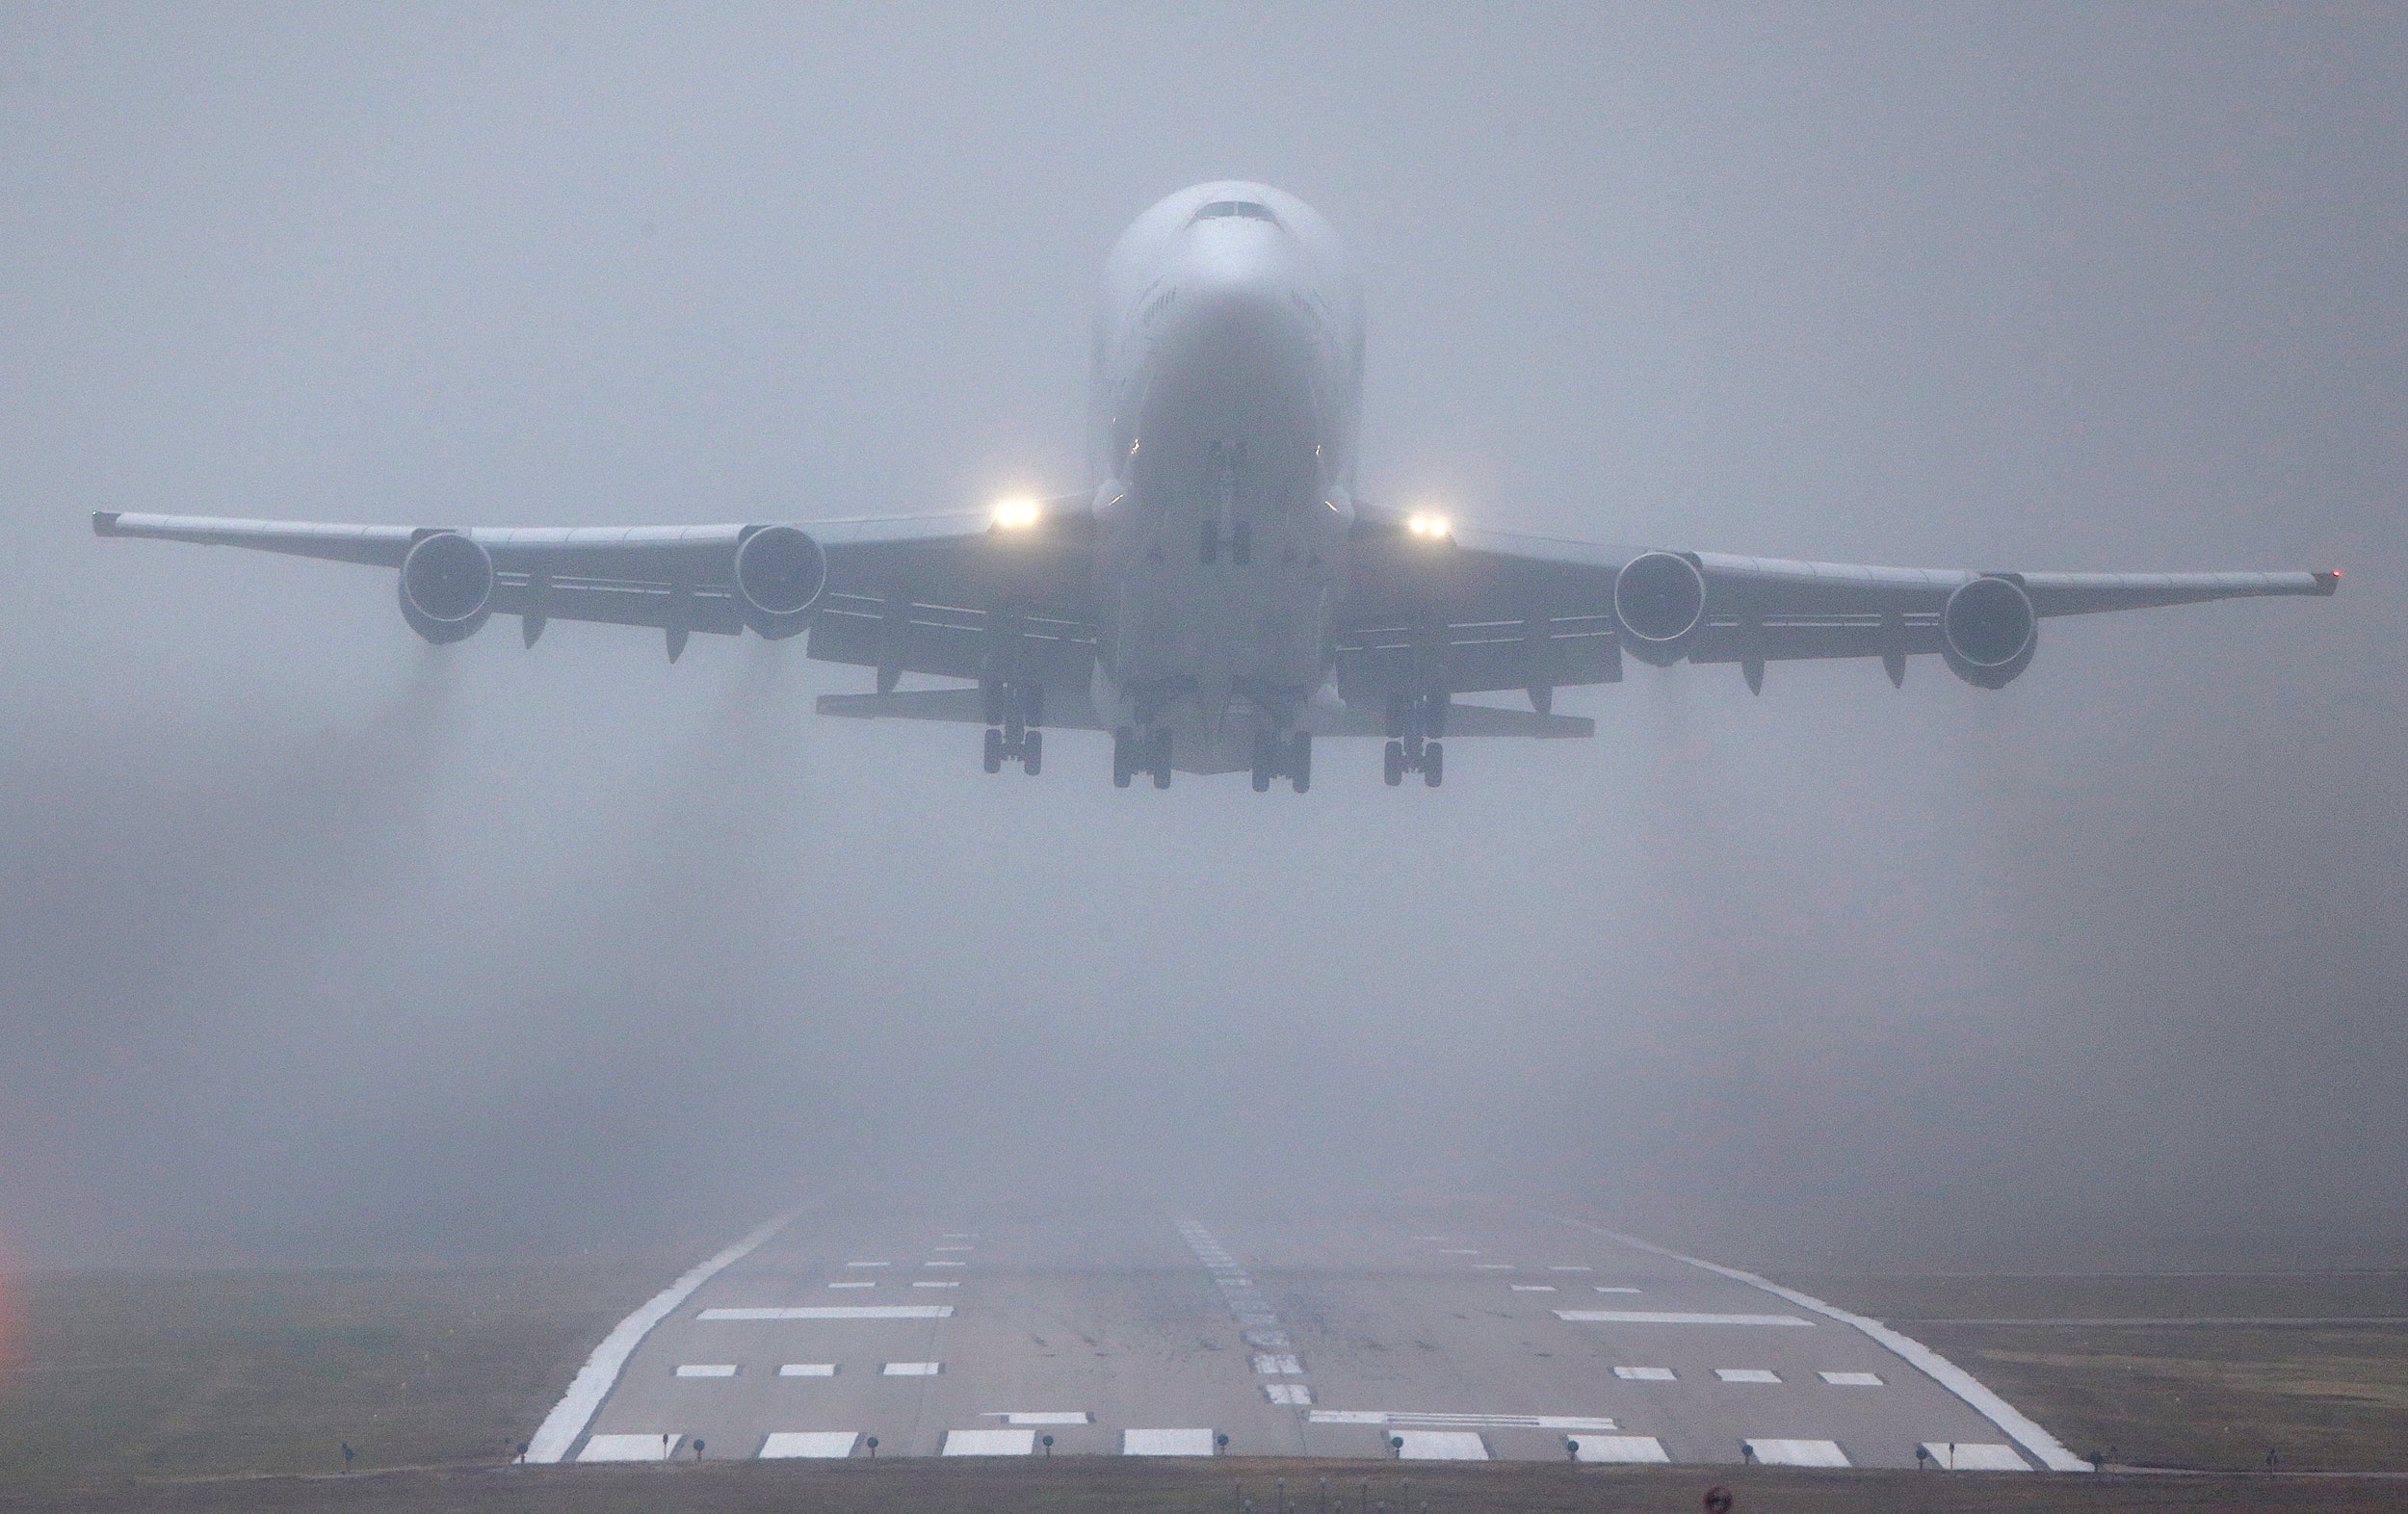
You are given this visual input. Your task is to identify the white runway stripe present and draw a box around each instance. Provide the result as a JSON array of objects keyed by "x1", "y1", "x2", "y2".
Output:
[
  {"x1": 1614, "y1": 1366, "x2": 1676, "y2": 1381},
  {"x1": 1557, "y1": 1311, "x2": 1809, "y2": 1326},
  {"x1": 1124, "y1": 1427, "x2": 1217, "y2": 1456},
  {"x1": 1252, "y1": 1353, "x2": 1303, "y2": 1374},
  {"x1": 701, "y1": 1306, "x2": 952, "y2": 1320},
  {"x1": 1922, "y1": 1441, "x2": 2030, "y2": 1470},
  {"x1": 1395, "y1": 1430, "x2": 1487, "y2": 1460},
  {"x1": 777, "y1": 1363, "x2": 837, "y2": 1376},
  {"x1": 1748, "y1": 1438, "x2": 1849, "y2": 1467},
  {"x1": 578, "y1": 1433, "x2": 679, "y2": 1462},
  {"x1": 1716, "y1": 1369, "x2": 1782, "y2": 1383},
  {"x1": 673, "y1": 1364, "x2": 737, "y2": 1377},
  {"x1": 996, "y1": 1412, "x2": 1090, "y2": 1425},
  {"x1": 760, "y1": 1431, "x2": 856, "y2": 1458},
  {"x1": 1572, "y1": 1435, "x2": 1670, "y2": 1463},
  {"x1": 1264, "y1": 1384, "x2": 1313, "y2": 1405},
  {"x1": 883, "y1": 1361, "x2": 941, "y2": 1375},
  {"x1": 526, "y1": 1212, "x2": 793, "y2": 1464},
  {"x1": 1311, "y1": 1412, "x2": 1617, "y2": 1431},
  {"x1": 1821, "y1": 1370, "x2": 1884, "y2": 1386},
  {"x1": 943, "y1": 1428, "x2": 1034, "y2": 1455}
]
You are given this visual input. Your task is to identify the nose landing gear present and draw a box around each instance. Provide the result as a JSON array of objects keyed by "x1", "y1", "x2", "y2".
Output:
[
  {"x1": 980, "y1": 681, "x2": 1043, "y2": 775},
  {"x1": 1381, "y1": 692, "x2": 1449, "y2": 788},
  {"x1": 1249, "y1": 731, "x2": 1312, "y2": 794}
]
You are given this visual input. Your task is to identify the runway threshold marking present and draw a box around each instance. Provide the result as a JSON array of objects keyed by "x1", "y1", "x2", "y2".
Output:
[
  {"x1": 1922, "y1": 1441, "x2": 2030, "y2": 1470},
  {"x1": 1395, "y1": 1430, "x2": 1487, "y2": 1460},
  {"x1": 1124, "y1": 1427, "x2": 1217, "y2": 1456},
  {"x1": 760, "y1": 1431, "x2": 857, "y2": 1458},
  {"x1": 1572, "y1": 1435, "x2": 1670, "y2": 1463},
  {"x1": 700, "y1": 1305, "x2": 954, "y2": 1320},
  {"x1": 1548, "y1": 1214, "x2": 2092, "y2": 1473},
  {"x1": 526, "y1": 1211, "x2": 796, "y2": 1464},
  {"x1": 1264, "y1": 1384, "x2": 1314, "y2": 1405},
  {"x1": 1252, "y1": 1353, "x2": 1303, "y2": 1374},
  {"x1": 1556, "y1": 1311, "x2": 1810, "y2": 1326},
  {"x1": 1747, "y1": 1438, "x2": 1850, "y2": 1467}
]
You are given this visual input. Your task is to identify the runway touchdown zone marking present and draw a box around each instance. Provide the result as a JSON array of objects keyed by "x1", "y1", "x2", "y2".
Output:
[
  {"x1": 1124, "y1": 1428, "x2": 1217, "y2": 1456},
  {"x1": 760, "y1": 1431, "x2": 857, "y2": 1459},
  {"x1": 1396, "y1": 1430, "x2": 1488, "y2": 1460}
]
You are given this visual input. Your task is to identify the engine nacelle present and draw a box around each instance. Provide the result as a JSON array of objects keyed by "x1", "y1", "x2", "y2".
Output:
[
  {"x1": 398, "y1": 531, "x2": 494, "y2": 644},
  {"x1": 1612, "y1": 551, "x2": 1707, "y2": 666},
  {"x1": 733, "y1": 524, "x2": 827, "y2": 639},
  {"x1": 1941, "y1": 574, "x2": 2038, "y2": 689}
]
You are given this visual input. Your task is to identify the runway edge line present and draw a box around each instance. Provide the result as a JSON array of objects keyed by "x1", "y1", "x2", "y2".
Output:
[
  {"x1": 1548, "y1": 1214, "x2": 2090, "y2": 1473},
  {"x1": 524, "y1": 1212, "x2": 798, "y2": 1463}
]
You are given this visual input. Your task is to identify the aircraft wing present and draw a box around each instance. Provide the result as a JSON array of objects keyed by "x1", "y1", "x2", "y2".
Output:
[
  {"x1": 92, "y1": 500, "x2": 1099, "y2": 684},
  {"x1": 1338, "y1": 503, "x2": 2340, "y2": 699}
]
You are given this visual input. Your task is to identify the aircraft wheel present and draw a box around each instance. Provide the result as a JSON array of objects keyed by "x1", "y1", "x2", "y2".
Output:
[
  {"x1": 1022, "y1": 729, "x2": 1042, "y2": 776},
  {"x1": 1423, "y1": 741, "x2": 1445, "y2": 787},
  {"x1": 1384, "y1": 740, "x2": 1406, "y2": 786},
  {"x1": 983, "y1": 727, "x2": 1005, "y2": 774}
]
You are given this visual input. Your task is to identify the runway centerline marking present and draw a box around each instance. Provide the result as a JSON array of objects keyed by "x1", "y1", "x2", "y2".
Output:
[
  {"x1": 1549, "y1": 1214, "x2": 2091, "y2": 1472},
  {"x1": 1510, "y1": 1285, "x2": 1557, "y2": 1292},
  {"x1": 844, "y1": 1261, "x2": 888, "y2": 1267},
  {"x1": 1556, "y1": 1311, "x2": 1810, "y2": 1327},
  {"x1": 1821, "y1": 1370, "x2": 1884, "y2": 1386},
  {"x1": 1716, "y1": 1369, "x2": 1782, "y2": 1383},
  {"x1": 1614, "y1": 1367, "x2": 1675, "y2": 1381},
  {"x1": 526, "y1": 1211, "x2": 794, "y2": 1464},
  {"x1": 1594, "y1": 1286, "x2": 1641, "y2": 1293},
  {"x1": 827, "y1": 1281, "x2": 876, "y2": 1289},
  {"x1": 701, "y1": 1306, "x2": 953, "y2": 1320},
  {"x1": 912, "y1": 1280, "x2": 959, "y2": 1288},
  {"x1": 777, "y1": 1363, "x2": 837, "y2": 1376},
  {"x1": 883, "y1": 1361, "x2": 942, "y2": 1375},
  {"x1": 673, "y1": 1364, "x2": 737, "y2": 1377}
]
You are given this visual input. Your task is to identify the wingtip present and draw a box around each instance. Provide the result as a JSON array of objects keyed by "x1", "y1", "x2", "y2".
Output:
[
  {"x1": 2316, "y1": 568, "x2": 2342, "y2": 595},
  {"x1": 92, "y1": 510, "x2": 120, "y2": 536}
]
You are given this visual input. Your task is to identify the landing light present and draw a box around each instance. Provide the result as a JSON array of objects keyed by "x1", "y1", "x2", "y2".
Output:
[
  {"x1": 991, "y1": 497, "x2": 1043, "y2": 531},
  {"x1": 1406, "y1": 511, "x2": 1452, "y2": 539}
]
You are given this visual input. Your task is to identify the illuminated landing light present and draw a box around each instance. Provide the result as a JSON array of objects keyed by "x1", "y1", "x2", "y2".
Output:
[
  {"x1": 991, "y1": 496, "x2": 1043, "y2": 531},
  {"x1": 1406, "y1": 511, "x2": 1453, "y2": 539}
]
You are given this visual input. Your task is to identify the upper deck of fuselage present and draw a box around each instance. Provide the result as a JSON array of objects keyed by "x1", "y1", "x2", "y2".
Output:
[{"x1": 1089, "y1": 182, "x2": 1366, "y2": 489}]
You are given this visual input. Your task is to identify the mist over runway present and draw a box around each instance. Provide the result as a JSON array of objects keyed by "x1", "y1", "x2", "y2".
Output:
[{"x1": 1, "y1": 5, "x2": 2402, "y2": 1281}]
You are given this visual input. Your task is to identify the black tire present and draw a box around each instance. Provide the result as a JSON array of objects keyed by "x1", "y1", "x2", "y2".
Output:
[
  {"x1": 1022, "y1": 729, "x2": 1042, "y2": 776},
  {"x1": 1112, "y1": 726, "x2": 1133, "y2": 788},
  {"x1": 1424, "y1": 741, "x2": 1444, "y2": 787},
  {"x1": 982, "y1": 727, "x2": 1005, "y2": 774},
  {"x1": 1290, "y1": 733, "x2": 1312, "y2": 794},
  {"x1": 1384, "y1": 740, "x2": 1406, "y2": 786}
]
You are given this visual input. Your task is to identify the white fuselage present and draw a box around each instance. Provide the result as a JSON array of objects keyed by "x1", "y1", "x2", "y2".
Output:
[{"x1": 1085, "y1": 183, "x2": 1367, "y2": 771}]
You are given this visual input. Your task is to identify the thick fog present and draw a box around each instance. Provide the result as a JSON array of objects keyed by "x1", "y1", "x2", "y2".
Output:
[{"x1": 2, "y1": 6, "x2": 2400, "y2": 1273}]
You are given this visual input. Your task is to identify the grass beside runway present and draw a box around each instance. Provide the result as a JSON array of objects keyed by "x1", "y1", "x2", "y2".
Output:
[
  {"x1": 0, "y1": 1256, "x2": 684, "y2": 1490},
  {"x1": 1793, "y1": 1272, "x2": 2408, "y2": 1474},
  {"x1": 4, "y1": 1458, "x2": 2408, "y2": 1514}
]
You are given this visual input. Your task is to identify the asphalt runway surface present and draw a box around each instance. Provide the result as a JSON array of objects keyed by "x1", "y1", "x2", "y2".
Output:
[{"x1": 545, "y1": 1208, "x2": 2066, "y2": 1473}]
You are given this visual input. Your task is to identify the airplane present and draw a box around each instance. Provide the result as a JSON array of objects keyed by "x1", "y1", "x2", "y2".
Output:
[{"x1": 95, "y1": 181, "x2": 2339, "y2": 792}]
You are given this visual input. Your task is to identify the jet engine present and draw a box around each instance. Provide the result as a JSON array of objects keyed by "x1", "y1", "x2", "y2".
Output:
[
  {"x1": 1940, "y1": 574, "x2": 2038, "y2": 689},
  {"x1": 397, "y1": 531, "x2": 494, "y2": 643},
  {"x1": 1612, "y1": 551, "x2": 1707, "y2": 666},
  {"x1": 733, "y1": 524, "x2": 828, "y2": 639}
]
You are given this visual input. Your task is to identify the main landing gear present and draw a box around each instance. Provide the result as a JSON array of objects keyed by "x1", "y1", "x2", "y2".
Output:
[
  {"x1": 1112, "y1": 725, "x2": 1174, "y2": 790},
  {"x1": 981, "y1": 681, "x2": 1042, "y2": 775},
  {"x1": 1382, "y1": 692, "x2": 1448, "y2": 788},
  {"x1": 1250, "y1": 731, "x2": 1311, "y2": 794}
]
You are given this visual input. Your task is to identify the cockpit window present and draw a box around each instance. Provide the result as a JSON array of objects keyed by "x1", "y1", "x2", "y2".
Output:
[{"x1": 1193, "y1": 200, "x2": 1278, "y2": 224}]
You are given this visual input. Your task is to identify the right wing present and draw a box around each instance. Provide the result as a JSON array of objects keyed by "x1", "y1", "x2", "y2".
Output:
[{"x1": 93, "y1": 500, "x2": 1098, "y2": 683}]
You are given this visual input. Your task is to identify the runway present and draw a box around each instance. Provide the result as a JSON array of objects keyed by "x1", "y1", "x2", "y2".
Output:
[{"x1": 534, "y1": 1207, "x2": 2083, "y2": 1472}]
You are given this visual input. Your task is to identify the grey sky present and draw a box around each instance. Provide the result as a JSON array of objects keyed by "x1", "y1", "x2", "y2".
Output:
[{"x1": 2, "y1": 5, "x2": 2400, "y2": 1270}]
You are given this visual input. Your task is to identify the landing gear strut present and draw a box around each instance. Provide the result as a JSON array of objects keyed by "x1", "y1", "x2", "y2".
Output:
[
  {"x1": 1250, "y1": 731, "x2": 1312, "y2": 794},
  {"x1": 1381, "y1": 692, "x2": 1448, "y2": 788},
  {"x1": 1113, "y1": 725, "x2": 1173, "y2": 790},
  {"x1": 981, "y1": 680, "x2": 1043, "y2": 775}
]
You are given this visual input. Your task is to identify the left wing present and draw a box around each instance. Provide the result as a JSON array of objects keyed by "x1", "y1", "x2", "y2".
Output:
[
  {"x1": 93, "y1": 500, "x2": 1098, "y2": 685},
  {"x1": 1339, "y1": 503, "x2": 2339, "y2": 700}
]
